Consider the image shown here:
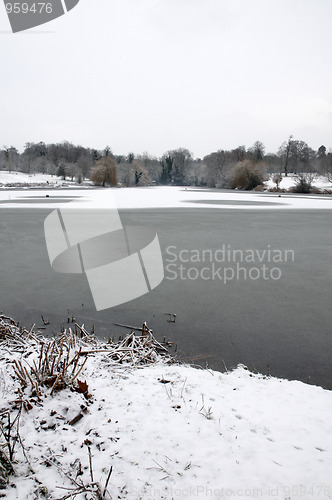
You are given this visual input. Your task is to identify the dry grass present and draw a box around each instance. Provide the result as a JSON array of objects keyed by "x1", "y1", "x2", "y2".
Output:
[
  {"x1": 0, "y1": 315, "x2": 173, "y2": 401},
  {"x1": 0, "y1": 314, "x2": 174, "y2": 497}
]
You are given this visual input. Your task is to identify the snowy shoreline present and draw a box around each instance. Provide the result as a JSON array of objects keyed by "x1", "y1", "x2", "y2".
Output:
[{"x1": 1, "y1": 316, "x2": 332, "y2": 500}]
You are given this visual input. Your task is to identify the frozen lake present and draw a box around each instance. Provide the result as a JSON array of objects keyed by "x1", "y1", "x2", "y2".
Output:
[{"x1": 1, "y1": 187, "x2": 332, "y2": 388}]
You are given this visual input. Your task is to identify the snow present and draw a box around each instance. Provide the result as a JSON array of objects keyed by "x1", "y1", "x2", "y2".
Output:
[
  {"x1": 1, "y1": 184, "x2": 332, "y2": 211},
  {"x1": 1, "y1": 170, "x2": 332, "y2": 211},
  {"x1": 264, "y1": 174, "x2": 332, "y2": 192},
  {"x1": 0, "y1": 170, "x2": 92, "y2": 188},
  {"x1": 1, "y1": 169, "x2": 332, "y2": 211},
  {"x1": 112, "y1": 185, "x2": 332, "y2": 211},
  {"x1": 1, "y1": 326, "x2": 332, "y2": 500},
  {"x1": 0, "y1": 170, "x2": 64, "y2": 186}
]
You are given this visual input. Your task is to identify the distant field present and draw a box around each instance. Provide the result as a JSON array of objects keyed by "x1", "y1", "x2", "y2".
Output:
[{"x1": 0, "y1": 170, "x2": 92, "y2": 187}]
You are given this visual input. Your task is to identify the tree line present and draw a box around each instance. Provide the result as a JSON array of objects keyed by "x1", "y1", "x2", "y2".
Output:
[{"x1": 1, "y1": 137, "x2": 331, "y2": 191}]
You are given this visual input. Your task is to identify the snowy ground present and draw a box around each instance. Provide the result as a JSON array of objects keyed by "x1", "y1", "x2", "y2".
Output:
[
  {"x1": 1, "y1": 320, "x2": 332, "y2": 500},
  {"x1": 0, "y1": 170, "x2": 91, "y2": 188},
  {"x1": 264, "y1": 174, "x2": 331, "y2": 192},
  {"x1": 1, "y1": 183, "x2": 332, "y2": 211}
]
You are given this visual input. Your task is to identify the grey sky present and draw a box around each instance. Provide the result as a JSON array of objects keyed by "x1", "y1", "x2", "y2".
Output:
[{"x1": 1, "y1": 0, "x2": 332, "y2": 158}]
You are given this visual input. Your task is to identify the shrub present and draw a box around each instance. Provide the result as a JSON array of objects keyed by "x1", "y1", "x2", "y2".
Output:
[
  {"x1": 292, "y1": 174, "x2": 313, "y2": 193},
  {"x1": 268, "y1": 187, "x2": 287, "y2": 193},
  {"x1": 227, "y1": 160, "x2": 266, "y2": 190},
  {"x1": 272, "y1": 173, "x2": 283, "y2": 190}
]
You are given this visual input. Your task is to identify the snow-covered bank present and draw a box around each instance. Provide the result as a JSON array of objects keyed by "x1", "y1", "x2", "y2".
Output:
[
  {"x1": 264, "y1": 174, "x2": 332, "y2": 192},
  {"x1": 1, "y1": 317, "x2": 331, "y2": 500},
  {"x1": 0, "y1": 170, "x2": 92, "y2": 188}
]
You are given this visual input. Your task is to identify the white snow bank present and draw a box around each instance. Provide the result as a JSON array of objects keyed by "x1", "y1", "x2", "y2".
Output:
[
  {"x1": 264, "y1": 174, "x2": 332, "y2": 191},
  {"x1": 1, "y1": 332, "x2": 331, "y2": 499},
  {"x1": 0, "y1": 170, "x2": 91, "y2": 187},
  {"x1": 0, "y1": 170, "x2": 63, "y2": 186}
]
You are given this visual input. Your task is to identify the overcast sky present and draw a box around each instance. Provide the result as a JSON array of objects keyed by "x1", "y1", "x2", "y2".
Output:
[{"x1": 1, "y1": 0, "x2": 332, "y2": 158}]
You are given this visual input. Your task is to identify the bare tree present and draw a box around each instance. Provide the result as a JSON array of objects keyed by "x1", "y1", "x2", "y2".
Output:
[
  {"x1": 248, "y1": 141, "x2": 265, "y2": 164},
  {"x1": 184, "y1": 158, "x2": 207, "y2": 186},
  {"x1": 138, "y1": 152, "x2": 162, "y2": 183},
  {"x1": 91, "y1": 156, "x2": 118, "y2": 187},
  {"x1": 57, "y1": 162, "x2": 67, "y2": 180},
  {"x1": 315, "y1": 145, "x2": 330, "y2": 178},
  {"x1": 160, "y1": 148, "x2": 192, "y2": 185},
  {"x1": 278, "y1": 135, "x2": 293, "y2": 176},
  {"x1": 160, "y1": 153, "x2": 174, "y2": 184},
  {"x1": 3, "y1": 146, "x2": 19, "y2": 172},
  {"x1": 231, "y1": 145, "x2": 246, "y2": 163},
  {"x1": 264, "y1": 153, "x2": 282, "y2": 174},
  {"x1": 103, "y1": 145, "x2": 112, "y2": 157},
  {"x1": 204, "y1": 150, "x2": 230, "y2": 188},
  {"x1": 66, "y1": 162, "x2": 78, "y2": 182},
  {"x1": 133, "y1": 160, "x2": 151, "y2": 186},
  {"x1": 77, "y1": 152, "x2": 92, "y2": 180}
]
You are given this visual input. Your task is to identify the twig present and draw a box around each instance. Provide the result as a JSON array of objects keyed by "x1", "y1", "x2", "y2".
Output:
[
  {"x1": 71, "y1": 356, "x2": 88, "y2": 383},
  {"x1": 113, "y1": 323, "x2": 144, "y2": 331},
  {"x1": 180, "y1": 378, "x2": 187, "y2": 399},
  {"x1": 88, "y1": 446, "x2": 94, "y2": 483},
  {"x1": 102, "y1": 466, "x2": 113, "y2": 498},
  {"x1": 221, "y1": 359, "x2": 228, "y2": 373},
  {"x1": 41, "y1": 315, "x2": 49, "y2": 325}
]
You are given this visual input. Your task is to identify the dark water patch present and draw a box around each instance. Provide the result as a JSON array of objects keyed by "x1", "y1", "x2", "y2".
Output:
[
  {"x1": 19, "y1": 195, "x2": 81, "y2": 199},
  {"x1": 187, "y1": 199, "x2": 289, "y2": 206},
  {"x1": 0, "y1": 198, "x2": 76, "y2": 204}
]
